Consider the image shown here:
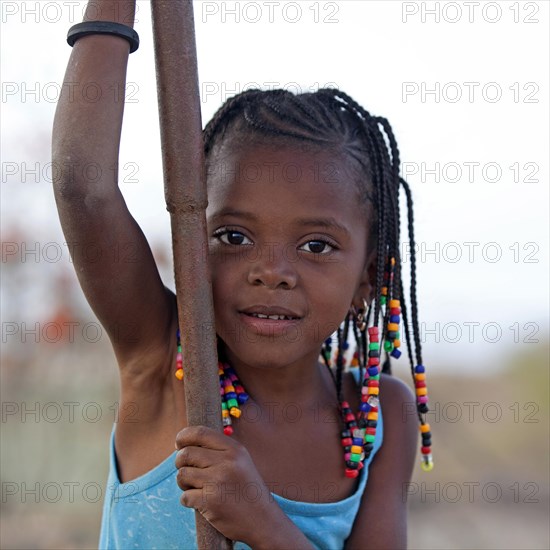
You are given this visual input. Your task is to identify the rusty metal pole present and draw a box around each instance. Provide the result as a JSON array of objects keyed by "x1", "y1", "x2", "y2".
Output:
[{"x1": 150, "y1": 1, "x2": 232, "y2": 548}]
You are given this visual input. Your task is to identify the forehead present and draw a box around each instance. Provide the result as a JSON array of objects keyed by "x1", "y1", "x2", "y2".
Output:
[{"x1": 206, "y1": 144, "x2": 367, "y2": 228}]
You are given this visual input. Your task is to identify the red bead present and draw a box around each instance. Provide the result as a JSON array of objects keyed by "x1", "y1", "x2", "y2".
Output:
[
  {"x1": 368, "y1": 357, "x2": 380, "y2": 366},
  {"x1": 357, "y1": 461, "x2": 364, "y2": 470},
  {"x1": 415, "y1": 381, "x2": 427, "y2": 388},
  {"x1": 341, "y1": 401, "x2": 350, "y2": 408},
  {"x1": 368, "y1": 327, "x2": 379, "y2": 335},
  {"x1": 345, "y1": 468, "x2": 359, "y2": 478},
  {"x1": 345, "y1": 413, "x2": 355, "y2": 422},
  {"x1": 367, "y1": 380, "x2": 379, "y2": 387},
  {"x1": 223, "y1": 426, "x2": 234, "y2": 436},
  {"x1": 341, "y1": 437, "x2": 353, "y2": 446},
  {"x1": 390, "y1": 308, "x2": 401, "y2": 315},
  {"x1": 421, "y1": 446, "x2": 431, "y2": 454},
  {"x1": 366, "y1": 427, "x2": 376, "y2": 435}
]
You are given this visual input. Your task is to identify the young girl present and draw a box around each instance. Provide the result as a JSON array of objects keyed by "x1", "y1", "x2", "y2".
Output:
[{"x1": 53, "y1": 2, "x2": 432, "y2": 548}]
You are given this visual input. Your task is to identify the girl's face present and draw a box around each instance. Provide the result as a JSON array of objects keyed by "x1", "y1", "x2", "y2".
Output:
[{"x1": 206, "y1": 142, "x2": 373, "y2": 371}]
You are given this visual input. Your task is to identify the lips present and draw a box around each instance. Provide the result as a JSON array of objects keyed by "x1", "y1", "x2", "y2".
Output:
[{"x1": 239, "y1": 305, "x2": 302, "y2": 320}]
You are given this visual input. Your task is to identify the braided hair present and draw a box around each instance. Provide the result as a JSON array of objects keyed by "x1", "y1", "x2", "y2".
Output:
[{"x1": 203, "y1": 88, "x2": 425, "y2": 423}]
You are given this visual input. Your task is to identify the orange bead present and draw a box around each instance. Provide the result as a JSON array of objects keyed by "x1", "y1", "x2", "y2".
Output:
[
  {"x1": 420, "y1": 423, "x2": 431, "y2": 433},
  {"x1": 350, "y1": 445, "x2": 363, "y2": 454},
  {"x1": 387, "y1": 323, "x2": 399, "y2": 331},
  {"x1": 415, "y1": 373, "x2": 426, "y2": 381},
  {"x1": 416, "y1": 388, "x2": 428, "y2": 396},
  {"x1": 367, "y1": 412, "x2": 378, "y2": 421},
  {"x1": 368, "y1": 387, "x2": 379, "y2": 395},
  {"x1": 389, "y1": 299, "x2": 400, "y2": 308},
  {"x1": 394, "y1": 339, "x2": 401, "y2": 348},
  {"x1": 175, "y1": 368, "x2": 184, "y2": 380}
]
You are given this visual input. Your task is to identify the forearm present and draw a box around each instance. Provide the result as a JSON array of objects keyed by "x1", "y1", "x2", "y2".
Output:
[
  {"x1": 52, "y1": 0, "x2": 137, "y2": 199},
  {"x1": 246, "y1": 504, "x2": 314, "y2": 550}
]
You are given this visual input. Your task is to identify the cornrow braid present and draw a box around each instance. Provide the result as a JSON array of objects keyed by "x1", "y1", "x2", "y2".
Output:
[{"x1": 202, "y1": 87, "x2": 432, "y2": 471}]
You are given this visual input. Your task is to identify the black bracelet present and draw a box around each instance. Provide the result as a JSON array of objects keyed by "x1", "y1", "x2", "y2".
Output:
[{"x1": 67, "y1": 21, "x2": 139, "y2": 53}]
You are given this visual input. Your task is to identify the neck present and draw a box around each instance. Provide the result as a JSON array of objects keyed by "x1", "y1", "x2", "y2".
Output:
[{"x1": 222, "y1": 349, "x2": 337, "y2": 408}]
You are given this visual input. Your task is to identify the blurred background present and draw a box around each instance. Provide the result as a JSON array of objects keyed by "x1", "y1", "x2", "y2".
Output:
[{"x1": 1, "y1": 1, "x2": 549, "y2": 548}]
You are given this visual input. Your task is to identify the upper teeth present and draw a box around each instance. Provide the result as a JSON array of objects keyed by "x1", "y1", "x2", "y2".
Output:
[{"x1": 250, "y1": 313, "x2": 293, "y2": 320}]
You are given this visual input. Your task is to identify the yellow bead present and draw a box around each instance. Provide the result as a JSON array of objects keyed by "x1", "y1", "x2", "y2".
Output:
[
  {"x1": 368, "y1": 387, "x2": 379, "y2": 395},
  {"x1": 367, "y1": 412, "x2": 378, "y2": 420},
  {"x1": 230, "y1": 407, "x2": 241, "y2": 418},
  {"x1": 175, "y1": 369, "x2": 184, "y2": 380},
  {"x1": 416, "y1": 388, "x2": 428, "y2": 396},
  {"x1": 387, "y1": 323, "x2": 399, "y2": 331},
  {"x1": 391, "y1": 257, "x2": 396, "y2": 267},
  {"x1": 222, "y1": 409, "x2": 229, "y2": 418},
  {"x1": 218, "y1": 368, "x2": 224, "y2": 375},
  {"x1": 389, "y1": 299, "x2": 400, "y2": 308},
  {"x1": 415, "y1": 373, "x2": 426, "y2": 381},
  {"x1": 351, "y1": 445, "x2": 363, "y2": 454},
  {"x1": 420, "y1": 423, "x2": 431, "y2": 433},
  {"x1": 421, "y1": 460, "x2": 434, "y2": 472}
]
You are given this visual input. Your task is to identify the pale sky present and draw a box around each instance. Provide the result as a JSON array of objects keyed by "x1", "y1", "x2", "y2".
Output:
[{"x1": 1, "y1": 0, "x2": 549, "y2": 372}]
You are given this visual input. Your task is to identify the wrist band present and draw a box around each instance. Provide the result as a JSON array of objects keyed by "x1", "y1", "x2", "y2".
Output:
[{"x1": 67, "y1": 21, "x2": 139, "y2": 53}]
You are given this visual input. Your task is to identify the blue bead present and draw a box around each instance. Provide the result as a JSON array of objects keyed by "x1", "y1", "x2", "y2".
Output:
[
  {"x1": 352, "y1": 437, "x2": 363, "y2": 446},
  {"x1": 415, "y1": 364, "x2": 425, "y2": 373},
  {"x1": 238, "y1": 393, "x2": 249, "y2": 404},
  {"x1": 325, "y1": 337, "x2": 332, "y2": 345},
  {"x1": 391, "y1": 348, "x2": 402, "y2": 359},
  {"x1": 343, "y1": 341, "x2": 349, "y2": 350},
  {"x1": 176, "y1": 328, "x2": 180, "y2": 338},
  {"x1": 360, "y1": 403, "x2": 369, "y2": 412},
  {"x1": 368, "y1": 367, "x2": 379, "y2": 376},
  {"x1": 390, "y1": 315, "x2": 400, "y2": 323},
  {"x1": 225, "y1": 392, "x2": 237, "y2": 400}
]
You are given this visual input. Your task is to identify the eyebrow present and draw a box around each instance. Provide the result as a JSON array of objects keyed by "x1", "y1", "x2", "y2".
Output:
[{"x1": 211, "y1": 209, "x2": 350, "y2": 236}]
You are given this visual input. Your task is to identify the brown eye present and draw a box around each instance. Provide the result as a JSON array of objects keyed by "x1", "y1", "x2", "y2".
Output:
[
  {"x1": 217, "y1": 231, "x2": 252, "y2": 246},
  {"x1": 300, "y1": 240, "x2": 334, "y2": 254}
]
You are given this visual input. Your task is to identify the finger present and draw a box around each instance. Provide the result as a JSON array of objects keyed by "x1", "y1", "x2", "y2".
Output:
[
  {"x1": 176, "y1": 465, "x2": 219, "y2": 492},
  {"x1": 175, "y1": 425, "x2": 234, "y2": 451},
  {"x1": 175, "y1": 445, "x2": 222, "y2": 469},
  {"x1": 180, "y1": 487, "x2": 208, "y2": 512}
]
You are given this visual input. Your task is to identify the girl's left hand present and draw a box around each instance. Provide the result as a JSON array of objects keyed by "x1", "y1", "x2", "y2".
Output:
[{"x1": 175, "y1": 425, "x2": 281, "y2": 546}]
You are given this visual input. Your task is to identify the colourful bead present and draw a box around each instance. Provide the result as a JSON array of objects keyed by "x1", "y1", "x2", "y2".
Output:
[
  {"x1": 345, "y1": 468, "x2": 359, "y2": 478},
  {"x1": 387, "y1": 323, "x2": 399, "y2": 332},
  {"x1": 175, "y1": 368, "x2": 184, "y2": 380},
  {"x1": 415, "y1": 365, "x2": 425, "y2": 373},
  {"x1": 230, "y1": 407, "x2": 241, "y2": 418},
  {"x1": 390, "y1": 349, "x2": 401, "y2": 359},
  {"x1": 390, "y1": 307, "x2": 401, "y2": 315},
  {"x1": 380, "y1": 296, "x2": 387, "y2": 305},
  {"x1": 420, "y1": 423, "x2": 431, "y2": 433},
  {"x1": 389, "y1": 315, "x2": 400, "y2": 323},
  {"x1": 417, "y1": 395, "x2": 429, "y2": 404},
  {"x1": 415, "y1": 381, "x2": 426, "y2": 388},
  {"x1": 367, "y1": 387, "x2": 379, "y2": 395},
  {"x1": 368, "y1": 367, "x2": 379, "y2": 376},
  {"x1": 350, "y1": 453, "x2": 362, "y2": 462},
  {"x1": 365, "y1": 434, "x2": 375, "y2": 443},
  {"x1": 421, "y1": 446, "x2": 431, "y2": 454},
  {"x1": 350, "y1": 445, "x2": 362, "y2": 454},
  {"x1": 416, "y1": 388, "x2": 428, "y2": 396},
  {"x1": 415, "y1": 373, "x2": 426, "y2": 381},
  {"x1": 389, "y1": 299, "x2": 400, "y2": 308},
  {"x1": 367, "y1": 412, "x2": 378, "y2": 421},
  {"x1": 384, "y1": 341, "x2": 393, "y2": 352},
  {"x1": 341, "y1": 437, "x2": 353, "y2": 446},
  {"x1": 368, "y1": 343, "x2": 380, "y2": 350},
  {"x1": 223, "y1": 426, "x2": 234, "y2": 435}
]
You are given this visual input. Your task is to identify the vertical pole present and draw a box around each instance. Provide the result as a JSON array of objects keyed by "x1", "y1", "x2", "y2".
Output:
[{"x1": 150, "y1": 1, "x2": 232, "y2": 548}]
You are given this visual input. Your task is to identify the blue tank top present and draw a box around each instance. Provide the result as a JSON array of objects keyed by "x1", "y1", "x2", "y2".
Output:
[{"x1": 98, "y1": 368, "x2": 383, "y2": 549}]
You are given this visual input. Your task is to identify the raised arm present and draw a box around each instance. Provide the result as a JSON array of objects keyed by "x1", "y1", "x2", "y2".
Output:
[{"x1": 52, "y1": 0, "x2": 176, "y2": 377}]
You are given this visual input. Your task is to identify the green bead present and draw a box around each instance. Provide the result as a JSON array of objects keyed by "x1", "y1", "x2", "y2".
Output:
[
  {"x1": 228, "y1": 398, "x2": 238, "y2": 409},
  {"x1": 365, "y1": 434, "x2": 375, "y2": 443},
  {"x1": 221, "y1": 402, "x2": 228, "y2": 409},
  {"x1": 384, "y1": 340, "x2": 393, "y2": 352},
  {"x1": 395, "y1": 331, "x2": 400, "y2": 339},
  {"x1": 371, "y1": 374, "x2": 380, "y2": 380},
  {"x1": 368, "y1": 343, "x2": 379, "y2": 350},
  {"x1": 380, "y1": 296, "x2": 387, "y2": 305},
  {"x1": 350, "y1": 453, "x2": 362, "y2": 462},
  {"x1": 177, "y1": 345, "x2": 182, "y2": 352}
]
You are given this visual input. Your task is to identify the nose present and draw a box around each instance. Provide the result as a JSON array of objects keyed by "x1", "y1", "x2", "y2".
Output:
[{"x1": 247, "y1": 244, "x2": 297, "y2": 290}]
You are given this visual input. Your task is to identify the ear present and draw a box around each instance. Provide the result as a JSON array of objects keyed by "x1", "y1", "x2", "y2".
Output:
[{"x1": 352, "y1": 249, "x2": 378, "y2": 309}]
